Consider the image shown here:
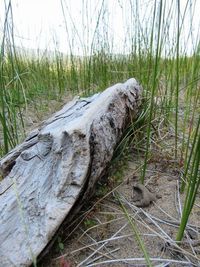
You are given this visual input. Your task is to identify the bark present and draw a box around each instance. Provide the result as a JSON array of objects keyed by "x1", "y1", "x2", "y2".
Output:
[{"x1": 0, "y1": 78, "x2": 142, "y2": 266}]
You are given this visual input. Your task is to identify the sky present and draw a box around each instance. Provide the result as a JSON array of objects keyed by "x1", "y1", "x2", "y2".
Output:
[
  {"x1": 0, "y1": 0, "x2": 127, "y2": 54},
  {"x1": 0, "y1": 0, "x2": 199, "y2": 56}
]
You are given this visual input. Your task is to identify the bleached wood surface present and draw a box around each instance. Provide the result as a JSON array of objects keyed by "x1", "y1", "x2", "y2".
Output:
[{"x1": 0, "y1": 78, "x2": 142, "y2": 266}]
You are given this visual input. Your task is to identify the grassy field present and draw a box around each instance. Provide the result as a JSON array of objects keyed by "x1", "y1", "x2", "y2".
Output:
[{"x1": 0, "y1": 0, "x2": 200, "y2": 265}]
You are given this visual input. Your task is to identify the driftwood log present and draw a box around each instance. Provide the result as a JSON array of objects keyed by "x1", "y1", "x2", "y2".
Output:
[{"x1": 0, "y1": 78, "x2": 142, "y2": 266}]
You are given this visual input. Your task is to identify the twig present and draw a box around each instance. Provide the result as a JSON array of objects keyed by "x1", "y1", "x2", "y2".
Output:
[
  {"x1": 86, "y1": 247, "x2": 120, "y2": 265},
  {"x1": 85, "y1": 257, "x2": 197, "y2": 266},
  {"x1": 77, "y1": 222, "x2": 128, "y2": 266}
]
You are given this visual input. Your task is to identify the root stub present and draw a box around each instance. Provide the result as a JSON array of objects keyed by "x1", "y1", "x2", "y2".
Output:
[{"x1": 132, "y1": 184, "x2": 156, "y2": 207}]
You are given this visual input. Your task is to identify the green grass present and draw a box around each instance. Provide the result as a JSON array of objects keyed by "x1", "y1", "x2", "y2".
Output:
[
  {"x1": 176, "y1": 115, "x2": 200, "y2": 241},
  {"x1": 0, "y1": 0, "x2": 200, "y2": 258},
  {"x1": 117, "y1": 193, "x2": 153, "y2": 267}
]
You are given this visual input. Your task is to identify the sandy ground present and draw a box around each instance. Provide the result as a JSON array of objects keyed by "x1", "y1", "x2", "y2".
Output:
[{"x1": 39, "y1": 147, "x2": 200, "y2": 267}]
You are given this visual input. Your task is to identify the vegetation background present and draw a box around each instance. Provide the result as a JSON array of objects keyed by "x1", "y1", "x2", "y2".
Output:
[{"x1": 0, "y1": 0, "x2": 199, "y2": 266}]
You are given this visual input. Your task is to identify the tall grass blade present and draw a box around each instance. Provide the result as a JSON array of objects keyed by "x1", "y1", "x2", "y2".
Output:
[
  {"x1": 176, "y1": 116, "x2": 200, "y2": 241},
  {"x1": 141, "y1": 0, "x2": 163, "y2": 183},
  {"x1": 117, "y1": 194, "x2": 153, "y2": 267}
]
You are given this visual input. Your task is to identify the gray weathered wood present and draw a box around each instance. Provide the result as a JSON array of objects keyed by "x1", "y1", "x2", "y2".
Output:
[{"x1": 0, "y1": 78, "x2": 142, "y2": 266}]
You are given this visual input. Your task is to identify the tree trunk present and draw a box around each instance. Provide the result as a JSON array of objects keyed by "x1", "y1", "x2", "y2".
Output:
[{"x1": 0, "y1": 78, "x2": 142, "y2": 266}]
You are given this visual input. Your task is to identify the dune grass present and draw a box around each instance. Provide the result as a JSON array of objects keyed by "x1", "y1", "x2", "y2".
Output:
[{"x1": 0, "y1": 0, "x2": 200, "y2": 259}]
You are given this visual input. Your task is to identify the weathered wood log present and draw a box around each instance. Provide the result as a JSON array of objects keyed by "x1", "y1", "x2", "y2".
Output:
[{"x1": 0, "y1": 78, "x2": 142, "y2": 266}]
